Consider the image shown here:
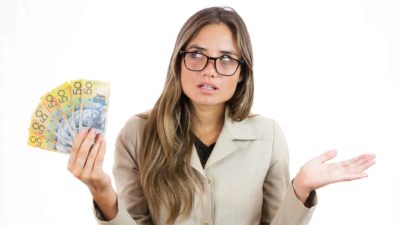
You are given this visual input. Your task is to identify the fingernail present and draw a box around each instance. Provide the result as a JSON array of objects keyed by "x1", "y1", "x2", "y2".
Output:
[{"x1": 79, "y1": 128, "x2": 88, "y2": 137}]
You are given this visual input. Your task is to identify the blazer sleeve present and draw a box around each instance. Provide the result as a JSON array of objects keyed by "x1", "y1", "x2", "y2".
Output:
[
  {"x1": 260, "y1": 120, "x2": 317, "y2": 225},
  {"x1": 94, "y1": 116, "x2": 152, "y2": 225}
]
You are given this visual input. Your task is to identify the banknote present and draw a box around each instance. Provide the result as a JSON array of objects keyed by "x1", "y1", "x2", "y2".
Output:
[
  {"x1": 40, "y1": 91, "x2": 74, "y2": 148},
  {"x1": 42, "y1": 82, "x2": 76, "y2": 136},
  {"x1": 27, "y1": 129, "x2": 71, "y2": 153},
  {"x1": 28, "y1": 79, "x2": 110, "y2": 154},
  {"x1": 29, "y1": 118, "x2": 71, "y2": 150},
  {"x1": 27, "y1": 131, "x2": 57, "y2": 151},
  {"x1": 80, "y1": 80, "x2": 110, "y2": 134},
  {"x1": 71, "y1": 80, "x2": 82, "y2": 132},
  {"x1": 30, "y1": 103, "x2": 72, "y2": 147}
]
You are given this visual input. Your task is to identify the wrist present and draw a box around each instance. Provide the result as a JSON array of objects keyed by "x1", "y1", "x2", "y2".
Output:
[
  {"x1": 91, "y1": 187, "x2": 118, "y2": 221},
  {"x1": 91, "y1": 186, "x2": 117, "y2": 208},
  {"x1": 292, "y1": 177, "x2": 311, "y2": 204}
]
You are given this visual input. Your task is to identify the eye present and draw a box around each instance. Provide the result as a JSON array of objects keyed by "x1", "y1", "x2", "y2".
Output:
[
  {"x1": 189, "y1": 51, "x2": 204, "y2": 59},
  {"x1": 219, "y1": 55, "x2": 235, "y2": 63}
]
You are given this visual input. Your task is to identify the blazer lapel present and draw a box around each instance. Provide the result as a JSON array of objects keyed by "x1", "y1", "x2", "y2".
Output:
[
  {"x1": 203, "y1": 110, "x2": 259, "y2": 170},
  {"x1": 190, "y1": 144, "x2": 206, "y2": 176}
]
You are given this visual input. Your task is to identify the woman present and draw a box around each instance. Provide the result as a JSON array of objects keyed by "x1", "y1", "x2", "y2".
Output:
[{"x1": 68, "y1": 7, "x2": 375, "y2": 225}]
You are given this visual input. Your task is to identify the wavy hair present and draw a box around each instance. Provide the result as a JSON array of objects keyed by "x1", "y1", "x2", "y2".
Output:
[{"x1": 139, "y1": 6, "x2": 254, "y2": 225}]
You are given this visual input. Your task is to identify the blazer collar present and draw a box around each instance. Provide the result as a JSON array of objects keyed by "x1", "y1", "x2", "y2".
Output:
[
  {"x1": 222, "y1": 108, "x2": 259, "y2": 141},
  {"x1": 191, "y1": 108, "x2": 259, "y2": 173}
]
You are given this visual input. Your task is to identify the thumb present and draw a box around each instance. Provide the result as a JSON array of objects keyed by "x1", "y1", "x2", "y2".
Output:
[{"x1": 317, "y1": 149, "x2": 338, "y2": 163}]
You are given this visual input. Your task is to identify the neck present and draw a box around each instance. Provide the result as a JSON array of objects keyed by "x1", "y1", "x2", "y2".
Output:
[{"x1": 192, "y1": 104, "x2": 225, "y2": 145}]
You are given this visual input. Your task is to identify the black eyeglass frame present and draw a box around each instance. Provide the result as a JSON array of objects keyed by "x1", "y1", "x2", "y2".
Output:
[{"x1": 179, "y1": 50, "x2": 244, "y2": 76}]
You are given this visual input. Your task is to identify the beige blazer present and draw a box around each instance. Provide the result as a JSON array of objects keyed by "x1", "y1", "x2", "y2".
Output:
[{"x1": 95, "y1": 112, "x2": 317, "y2": 225}]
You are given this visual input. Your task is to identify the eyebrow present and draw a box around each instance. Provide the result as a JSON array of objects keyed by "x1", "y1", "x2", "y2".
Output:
[{"x1": 186, "y1": 44, "x2": 239, "y2": 57}]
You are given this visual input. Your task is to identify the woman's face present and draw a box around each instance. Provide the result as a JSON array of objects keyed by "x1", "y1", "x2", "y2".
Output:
[{"x1": 180, "y1": 23, "x2": 242, "y2": 109}]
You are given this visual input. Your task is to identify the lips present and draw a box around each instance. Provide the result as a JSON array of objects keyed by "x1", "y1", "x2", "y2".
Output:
[{"x1": 198, "y1": 83, "x2": 218, "y2": 90}]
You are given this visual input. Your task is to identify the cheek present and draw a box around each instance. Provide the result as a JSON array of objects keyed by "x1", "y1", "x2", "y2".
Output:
[
  {"x1": 180, "y1": 62, "x2": 187, "y2": 84},
  {"x1": 224, "y1": 74, "x2": 241, "y2": 91},
  {"x1": 225, "y1": 79, "x2": 240, "y2": 95},
  {"x1": 216, "y1": 77, "x2": 239, "y2": 101},
  {"x1": 180, "y1": 66, "x2": 193, "y2": 94}
]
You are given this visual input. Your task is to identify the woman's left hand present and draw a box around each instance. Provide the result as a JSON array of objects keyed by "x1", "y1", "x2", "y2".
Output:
[{"x1": 292, "y1": 149, "x2": 376, "y2": 203}]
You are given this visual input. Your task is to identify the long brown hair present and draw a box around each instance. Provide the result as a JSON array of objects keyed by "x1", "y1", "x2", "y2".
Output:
[{"x1": 139, "y1": 7, "x2": 254, "y2": 224}]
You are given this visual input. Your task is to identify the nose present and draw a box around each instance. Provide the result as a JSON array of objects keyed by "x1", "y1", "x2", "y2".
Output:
[{"x1": 202, "y1": 59, "x2": 217, "y2": 78}]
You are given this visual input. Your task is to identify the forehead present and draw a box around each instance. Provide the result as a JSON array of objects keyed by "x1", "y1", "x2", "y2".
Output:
[{"x1": 186, "y1": 23, "x2": 239, "y2": 55}]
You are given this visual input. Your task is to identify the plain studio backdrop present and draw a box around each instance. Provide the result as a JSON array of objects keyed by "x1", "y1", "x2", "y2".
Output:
[{"x1": 1, "y1": 0, "x2": 399, "y2": 225}]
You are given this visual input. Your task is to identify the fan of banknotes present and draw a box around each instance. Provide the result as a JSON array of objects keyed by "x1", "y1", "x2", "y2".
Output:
[{"x1": 27, "y1": 80, "x2": 110, "y2": 154}]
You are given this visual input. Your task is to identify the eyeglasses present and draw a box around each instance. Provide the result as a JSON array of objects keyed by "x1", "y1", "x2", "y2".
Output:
[{"x1": 180, "y1": 50, "x2": 243, "y2": 76}]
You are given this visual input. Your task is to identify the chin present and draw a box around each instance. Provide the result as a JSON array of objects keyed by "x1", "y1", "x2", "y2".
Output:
[{"x1": 191, "y1": 98, "x2": 226, "y2": 108}]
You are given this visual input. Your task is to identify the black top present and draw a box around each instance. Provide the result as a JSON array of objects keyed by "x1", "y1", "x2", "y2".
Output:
[{"x1": 194, "y1": 136, "x2": 216, "y2": 168}]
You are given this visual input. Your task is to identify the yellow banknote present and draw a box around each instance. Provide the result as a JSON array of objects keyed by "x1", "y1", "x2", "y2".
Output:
[
  {"x1": 29, "y1": 118, "x2": 72, "y2": 148},
  {"x1": 27, "y1": 131, "x2": 56, "y2": 152},
  {"x1": 40, "y1": 82, "x2": 75, "y2": 139},
  {"x1": 71, "y1": 80, "x2": 82, "y2": 132}
]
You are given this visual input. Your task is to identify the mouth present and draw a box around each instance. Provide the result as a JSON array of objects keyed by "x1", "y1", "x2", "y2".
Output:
[{"x1": 198, "y1": 83, "x2": 218, "y2": 90}]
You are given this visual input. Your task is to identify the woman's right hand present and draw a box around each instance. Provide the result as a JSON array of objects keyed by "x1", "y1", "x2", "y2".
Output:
[{"x1": 67, "y1": 128, "x2": 118, "y2": 220}]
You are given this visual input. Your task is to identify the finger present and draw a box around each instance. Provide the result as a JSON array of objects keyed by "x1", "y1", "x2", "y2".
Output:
[
  {"x1": 339, "y1": 160, "x2": 375, "y2": 182},
  {"x1": 355, "y1": 157, "x2": 376, "y2": 172},
  {"x1": 341, "y1": 172, "x2": 368, "y2": 181},
  {"x1": 68, "y1": 128, "x2": 89, "y2": 169},
  {"x1": 81, "y1": 134, "x2": 102, "y2": 180},
  {"x1": 343, "y1": 154, "x2": 376, "y2": 172},
  {"x1": 349, "y1": 153, "x2": 376, "y2": 165},
  {"x1": 74, "y1": 128, "x2": 98, "y2": 173},
  {"x1": 93, "y1": 136, "x2": 107, "y2": 173},
  {"x1": 317, "y1": 149, "x2": 337, "y2": 163},
  {"x1": 341, "y1": 155, "x2": 376, "y2": 181},
  {"x1": 337, "y1": 153, "x2": 373, "y2": 169}
]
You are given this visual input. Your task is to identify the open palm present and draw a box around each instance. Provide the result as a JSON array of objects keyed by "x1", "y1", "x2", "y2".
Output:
[{"x1": 293, "y1": 149, "x2": 376, "y2": 202}]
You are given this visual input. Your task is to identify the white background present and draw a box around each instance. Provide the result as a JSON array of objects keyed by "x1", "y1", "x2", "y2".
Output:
[{"x1": 1, "y1": 0, "x2": 399, "y2": 225}]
